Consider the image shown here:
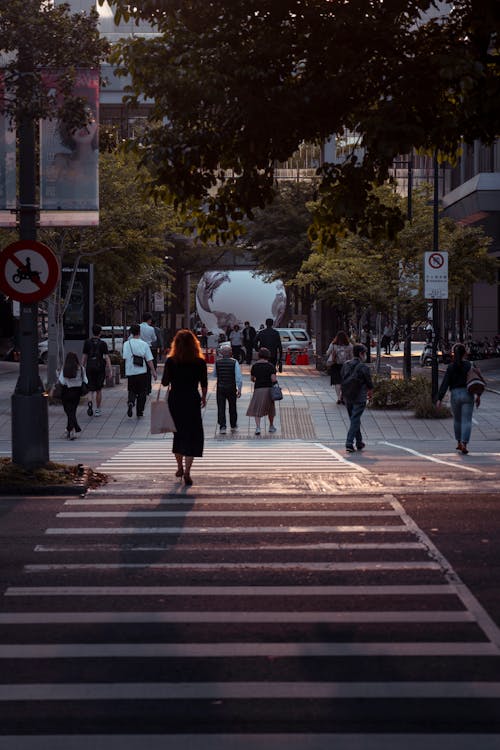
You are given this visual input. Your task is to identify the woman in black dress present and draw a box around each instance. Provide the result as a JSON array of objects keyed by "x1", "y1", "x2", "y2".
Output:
[{"x1": 162, "y1": 329, "x2": 208, "y2": 485}]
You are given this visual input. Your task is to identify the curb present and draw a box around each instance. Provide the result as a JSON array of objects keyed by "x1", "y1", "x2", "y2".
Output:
[{"x1": 0, "y1": 466, "x2": 94, "y2": 497}]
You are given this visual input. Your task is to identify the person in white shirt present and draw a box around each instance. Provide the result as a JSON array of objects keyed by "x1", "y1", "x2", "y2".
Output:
[
  {"x1": 57, "y1": 351, "x2": 88, "y2": 440},
  {"x1": 229, "y1": 324, "x2": 243, "y2": 362},
  {"x1": 123, "y1": 323, "x2": 157, "y2": 418},
  {"x1": 140, "y1": 312, "x2": 157, "y2": 394}
]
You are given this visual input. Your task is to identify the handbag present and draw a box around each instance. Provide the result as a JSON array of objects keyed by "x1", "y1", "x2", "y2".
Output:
[
  {"x1": 150, "y1": 386, "x2": 177, "y2": 433},
  {"x1": 270, "y1": 381, "x2": 283, "y2": 401},
  {"x1": 466, "y1": 361, "x2": 486, "y2": 395},
  {"x1": 79, "y1": 367, "x2": 89, "y2": 396}
]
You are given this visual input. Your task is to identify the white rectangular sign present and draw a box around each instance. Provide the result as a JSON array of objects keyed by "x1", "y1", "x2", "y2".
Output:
[{"x1": 424, "y1": 251, "x2": 448, "y2": 299}]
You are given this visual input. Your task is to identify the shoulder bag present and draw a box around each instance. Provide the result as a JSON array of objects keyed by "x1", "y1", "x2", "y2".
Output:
[
  {"x1": 128, "y1": 340, "x2": 145, "y2": 368},
  {"x1": 466, "y1": 361, "x2": 486, "y2": 396},
  {"x1": 150, "y1": 386, "x2": 177, "y2": 433},
  {"x1": 80, "y1": 367, "x2": 89, "y2": 396},
  {"x1": 270, "y1": 381, "x2": 283, "y2": 401}
]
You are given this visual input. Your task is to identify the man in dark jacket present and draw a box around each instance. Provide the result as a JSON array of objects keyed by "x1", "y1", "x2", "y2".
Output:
[
  {"x1": 254, "y1": 318, "x2": 283, "y2": 366},
  {"x1": 242, "y1": 321, "x2": 256, "y2": 364},
  {"x1": 341, "y1": 344, "x2": 374, "y2": 453}
]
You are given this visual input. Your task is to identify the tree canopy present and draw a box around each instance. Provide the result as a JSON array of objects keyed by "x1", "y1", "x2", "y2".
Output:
[{"x1": 104, "y1": 0, "x2": 500, "y2": 243}]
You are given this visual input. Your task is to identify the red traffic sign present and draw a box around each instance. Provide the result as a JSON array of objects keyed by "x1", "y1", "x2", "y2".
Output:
[
  {"x1": 0, "y1": 240, "x2": 59, "y2": 303},
  {"x1": 427, "y1": 252, "x2": 445, "y2": 269}
]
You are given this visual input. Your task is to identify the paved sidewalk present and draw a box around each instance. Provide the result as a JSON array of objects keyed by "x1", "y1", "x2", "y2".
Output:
[{"x1": 1, "y1": 355, "x2": 499, "y2": 448}]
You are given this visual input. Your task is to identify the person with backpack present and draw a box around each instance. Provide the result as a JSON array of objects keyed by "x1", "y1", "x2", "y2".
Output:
[
  {"x1": 341, "y1": 344, "x2": 374, "y2": 453},
  {"x1": 325, "y1": 330, "x2": 353, "y2": 404},
  {"x1": 436, "y1": 343, "x2": 483, "y2": 454},
  {"x1": 81, "y1": 324, "x2": 111, "y2": 417}
]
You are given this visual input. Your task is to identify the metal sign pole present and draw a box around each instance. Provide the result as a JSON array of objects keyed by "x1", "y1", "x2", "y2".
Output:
[
  {"x1": 11, "y1": 94, "x2": 49, "y2": 468},
  {"x1": 431, "y1": 151, "x2": 440, "y2": 402}
]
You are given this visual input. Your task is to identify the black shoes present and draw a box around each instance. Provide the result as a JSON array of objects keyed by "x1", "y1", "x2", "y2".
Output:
[
  {"x1": 356, "y1": 442, "x2": 366, "y2": 451},
  {"x1": 127, "y1": 402, "x2": 133, "y2": 418},
  {"x1": 345, "y1": 445, "x2": 355, "y2": 453},
  {"x1": 87, "y1": 401, "x2": 93, "y2": 416}
]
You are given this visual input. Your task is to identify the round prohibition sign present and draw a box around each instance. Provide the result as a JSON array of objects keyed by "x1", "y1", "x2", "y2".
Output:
[
  {"x1": 0, "y1": 240, "x2": 59, "y2": 303},
  {"x1": 428, "y1": 252, "x2": 445, "y2": 270}
]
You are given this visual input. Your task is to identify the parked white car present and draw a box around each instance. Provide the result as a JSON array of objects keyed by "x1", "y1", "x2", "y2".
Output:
[{"x1": 275, "y1": 328, "x2": 313, "y2": 354}]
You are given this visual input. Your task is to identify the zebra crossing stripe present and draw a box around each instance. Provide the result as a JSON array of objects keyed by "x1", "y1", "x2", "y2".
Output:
[
  {"x1": 0, "y1": 734, "x2": 499, "y2": 750},
  {"x1": 43, "y1": 525, "x2": 409, "y2": 535},
  {"x1": 56, "y1": 510, "x2": 399, "y2": 518},
  {"x1": 0, "y1": 610, "x2": 474, "y2": 624},
  {"x1": 24, "y1": 561, "x2": 441, "y2": 572},
  {"x1": 0, "y1": 681, "x2": 500, "y2": 700},
  {"x1": 4, "y1": 584, "x2": 456, "y2": 596},
  {"x1": 0, "y1": 643, "x2": 496, "y2": 659}
]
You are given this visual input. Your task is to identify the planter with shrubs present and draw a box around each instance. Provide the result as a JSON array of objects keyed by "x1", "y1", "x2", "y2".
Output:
[{"x1": 369, "y1": 375, "x2": 451, "y2": 419}]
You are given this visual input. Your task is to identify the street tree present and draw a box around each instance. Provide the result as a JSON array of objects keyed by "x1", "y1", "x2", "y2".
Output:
[
  {"x1": 0, "y1": 0, "x2": 108, "y2": 128},
  {"x1": 103, "y1": 0, "x2": 499, "y2": 243}
]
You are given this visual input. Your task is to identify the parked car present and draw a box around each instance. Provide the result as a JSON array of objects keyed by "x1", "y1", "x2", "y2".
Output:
[{"x1": 275, "y1": 328, "x2": 313, "y2": 355}]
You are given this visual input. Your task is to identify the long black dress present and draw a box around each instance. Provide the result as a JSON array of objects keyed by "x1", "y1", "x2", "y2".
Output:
[{"x1": 162, "y1": 357, "x2": 207, "y2": 457}]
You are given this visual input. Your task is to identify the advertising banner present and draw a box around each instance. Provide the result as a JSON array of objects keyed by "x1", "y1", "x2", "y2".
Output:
[
  {"x1": 40, "y1": 69, "x2": 99, "y2": 226},
  {"x1": 0, "y1": 76, "x2": 16, "y2": 227}
]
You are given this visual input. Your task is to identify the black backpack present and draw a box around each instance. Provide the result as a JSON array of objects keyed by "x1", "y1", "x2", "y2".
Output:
[
  {"x1": 341, "y1": 360, "x2": 364, "y2": 402},
  {"x1": 86, "y1": 338, "x2": 103, "y2": 372}
]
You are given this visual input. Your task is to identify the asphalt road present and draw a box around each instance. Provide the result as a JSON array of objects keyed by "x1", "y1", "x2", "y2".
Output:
[{"x1": 0, "y1": 486, "x2": 499, "y2": 746}]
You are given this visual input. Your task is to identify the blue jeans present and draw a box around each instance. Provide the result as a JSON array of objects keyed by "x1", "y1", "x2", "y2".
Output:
[
  {"x1": 346, "y1": 401, "x2": 366, "y2": 447},
  {"x1": 450, "y1": 387, "x2": 474, "y2": 443}
]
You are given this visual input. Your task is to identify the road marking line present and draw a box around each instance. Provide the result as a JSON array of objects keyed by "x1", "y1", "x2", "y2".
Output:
[
  {"x1": 34, "y1": 542, "x2": 426, "y2": 552},
  {"x1": 0, "y1": 643, "x2": 496, "y2": 659},
  {"x1": 45, "y1": 525, "x2": 409, "y2": 535},
  {"x1": 381, "y1": 442, "x2": 484, "y2": 473},
  {"x1": 24, "y1": 561, "x2": 441, "y2": 572},
  {"x1": 0, "y1": 734, "x2": 499, "y2": 750},
  {"x1": 57, "y1": 510, "x2": 399, "y2": 519},
  {"x1": 5, "y1": 584, "x2": 456, "y2": 597},
  {"x1": 0, "y1": 610, "x2": 474, "y2": 624},
  {"x1": 1, "y1": 681, "x2": 500, "y2": 700},
  {"x1": 64, "y1": 497, "x2": 389, "y2": 506}
]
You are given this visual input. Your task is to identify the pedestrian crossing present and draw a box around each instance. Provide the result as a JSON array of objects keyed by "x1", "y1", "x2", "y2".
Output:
[
  {"x1": 95, "y1": 439, "x2": 370, "y2": 479},
  {"x1": 0, "y1": 491, "x2": 500, "y2": 745}
]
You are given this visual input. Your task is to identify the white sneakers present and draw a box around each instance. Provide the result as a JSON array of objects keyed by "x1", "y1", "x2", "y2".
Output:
[{"x1": 269, "y1": 425, "x2": 277, "y2": 433}]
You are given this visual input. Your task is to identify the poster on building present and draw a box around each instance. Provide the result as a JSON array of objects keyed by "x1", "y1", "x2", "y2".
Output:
[
  {"x1": 39, "y1": 69, "x2": 99, "y2": 226},
  {"x1": 0, "y1": 76, "x2": 16, "y2": 227}
]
